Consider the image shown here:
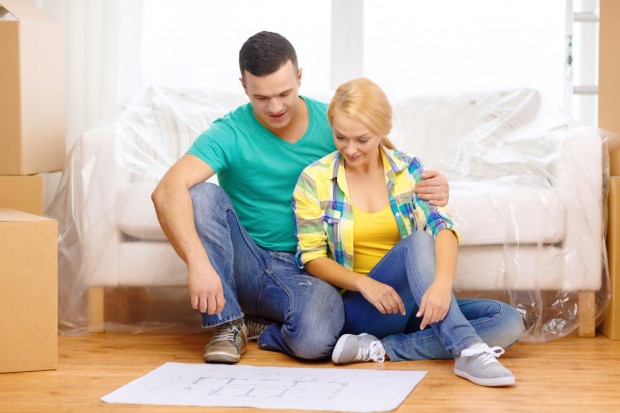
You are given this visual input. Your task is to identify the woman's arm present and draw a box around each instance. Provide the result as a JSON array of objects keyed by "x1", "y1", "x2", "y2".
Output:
[
  {"x1": 293, "y1": 165, "x2": 404, "y2": 315},
  {"x1": 416, "y1": 229, "x2": 458, "y2": 329},
  {"x1": 305, "y1": 258, "x2": 406, "y2": 316}
]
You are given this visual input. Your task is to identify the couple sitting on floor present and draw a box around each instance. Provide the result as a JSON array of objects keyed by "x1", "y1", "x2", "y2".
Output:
[{"x1": 152, "y1": 31, "x2": 525, "y2": 388}]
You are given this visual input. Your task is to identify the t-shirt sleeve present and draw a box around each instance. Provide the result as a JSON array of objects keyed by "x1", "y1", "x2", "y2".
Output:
[{"x1": 186, "y1": 119, "x2": 235, "y2": 173}]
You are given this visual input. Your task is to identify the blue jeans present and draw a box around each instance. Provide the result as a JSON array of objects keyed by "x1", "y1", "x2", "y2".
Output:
[
  {"x1": 342, "y1": 231, "x2": 525, "y2": 361},
  {"x1": 189, "y1": 183, "x2": 344, "y2": 360}
]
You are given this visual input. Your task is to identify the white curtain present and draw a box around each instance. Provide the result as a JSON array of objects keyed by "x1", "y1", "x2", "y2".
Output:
[{"x1": 31, "y1": 0, "x2": 143, "y2": 152}]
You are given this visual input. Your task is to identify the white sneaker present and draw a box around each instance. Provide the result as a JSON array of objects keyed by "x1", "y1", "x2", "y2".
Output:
[
  {"x1": 454, "y1": 343, "x2": 515, "y2": 387},
  {"x1": 332, "y1": 333, "x2": 386, "y2": 364}
]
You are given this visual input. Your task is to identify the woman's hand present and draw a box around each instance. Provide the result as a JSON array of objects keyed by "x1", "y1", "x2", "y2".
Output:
[
  {"x1": 358, "y1": 277, "x2": 406, "y2": 315},
  {"x1": 417, "y1": 279, "x2": 452, "y2": 329}
]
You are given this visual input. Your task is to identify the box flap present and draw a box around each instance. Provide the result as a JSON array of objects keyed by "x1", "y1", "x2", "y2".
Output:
[
  {"x1": 0, "y1": 6, "x2": 16, "y2": 20},
  {"x1": 0, "y1": 208, "x2": 52, "y2": 222},
  {"x1": 0, "y1": 0, "x2": 56, "y2": 25}
]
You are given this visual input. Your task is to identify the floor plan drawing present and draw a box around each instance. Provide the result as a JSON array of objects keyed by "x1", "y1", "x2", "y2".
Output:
[{"x1": 102, "y1": 362, "x2": 427, "y2": 412}]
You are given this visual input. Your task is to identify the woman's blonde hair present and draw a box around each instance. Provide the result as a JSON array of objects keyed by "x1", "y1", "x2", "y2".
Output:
[{"x1": 327, "y1": 77, "x2": 396, "y2": 149}]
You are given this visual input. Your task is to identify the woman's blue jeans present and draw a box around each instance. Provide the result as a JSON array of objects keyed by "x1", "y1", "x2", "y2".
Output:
[
  {"x1": 189, "y1": 183, "x2": 344, "y2": 360},
  {"x1": 342, "y1": 231, "x2": 525, "y2": 361}
]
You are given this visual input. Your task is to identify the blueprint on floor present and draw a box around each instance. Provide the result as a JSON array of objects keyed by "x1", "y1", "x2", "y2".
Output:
[{"x1": 101, "y1": 362, "x2": 427, "y2": 412}]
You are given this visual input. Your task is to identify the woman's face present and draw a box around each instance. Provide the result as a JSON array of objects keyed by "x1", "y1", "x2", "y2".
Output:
[{"x1": 331, "y1": 109, "x2": 382, "y2": 168}]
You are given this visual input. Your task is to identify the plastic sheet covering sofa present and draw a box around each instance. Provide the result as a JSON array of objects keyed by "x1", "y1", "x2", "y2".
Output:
[{"x1": 47, "y1": 85, "x2": 612, "y2": 342}]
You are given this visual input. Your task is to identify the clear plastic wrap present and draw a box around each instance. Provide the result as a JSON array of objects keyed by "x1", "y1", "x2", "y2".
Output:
[{"x1": 48, "y1": 85, "x2": 614, "y2": 342}]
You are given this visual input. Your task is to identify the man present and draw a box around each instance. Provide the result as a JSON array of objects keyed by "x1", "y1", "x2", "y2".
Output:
[{"x1": 152, "y1": 31, "x2": 449, "y2": 363}]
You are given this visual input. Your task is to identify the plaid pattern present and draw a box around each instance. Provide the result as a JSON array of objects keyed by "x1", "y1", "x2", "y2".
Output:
[{"x1": 293, "y1": 147, "x2": 459, "y2": 270}]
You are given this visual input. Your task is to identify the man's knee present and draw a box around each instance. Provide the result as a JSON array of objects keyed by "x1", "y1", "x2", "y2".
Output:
[
  {"x1": 189, "y1": 182, "x2": 226, "y2": 207},
  {"x1": 286, "y1": 283, "x2": 344, "y2": 360}
]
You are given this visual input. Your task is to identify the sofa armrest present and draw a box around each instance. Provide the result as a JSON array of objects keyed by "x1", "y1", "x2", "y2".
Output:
[
  {"x1": 76, "y1": 121, "x2": 130, "y2": 287},
  {"x1": 552, "y1": 127, "x2": 604, "y2": 290}
]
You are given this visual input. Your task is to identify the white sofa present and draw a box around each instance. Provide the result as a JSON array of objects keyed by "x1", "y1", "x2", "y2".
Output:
[{"x1": 50, "y1": 85, "x2": 609, "y2": 341}]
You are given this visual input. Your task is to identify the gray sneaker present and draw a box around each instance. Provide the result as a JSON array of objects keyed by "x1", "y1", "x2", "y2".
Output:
[
  {"x1": 203, "y1": 319, "x2": 248, "y2": 363},
  {"x1": 244, "y1": 315, "x2": 272, "y2": 341},
  {"x1": 454, "y1": 343, "x2": 515, "y2": 387},
  {"x1": 332, "y1": 333, "x2": 386, "y2": 364}
]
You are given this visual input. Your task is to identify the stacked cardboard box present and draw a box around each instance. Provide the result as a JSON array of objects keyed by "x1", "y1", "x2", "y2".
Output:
[
  {"x1": 0, "y1": 0, "x2": 64, "y2": 371},
  {"x1": 0, "y1": 0, "x2": 65, "y2": 213},
  {"x1": 598, "y1": 0, "x2": 620, "y2": 340},
  {"x1": 0, "y1": 0, "x2": 65, "y2": 176},
  {"x1": 599, "y1": 178, "x2": 620, "y2": 339},
  {"x1": 0, "y1": 209, "x2": 58, "y2": 373}
]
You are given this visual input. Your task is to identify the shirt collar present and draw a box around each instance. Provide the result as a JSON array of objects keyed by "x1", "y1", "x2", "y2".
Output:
[{"x1": 326, "y1": 147, "x2": 410, "y2": 193}]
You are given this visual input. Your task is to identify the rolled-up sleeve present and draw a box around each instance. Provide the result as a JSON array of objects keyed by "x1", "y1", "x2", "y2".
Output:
[
  {"x1": 408, "y1": 158, "x2": 461, "y2": 244},
  {"x1": 292, "y1": 170, "x2": 329, "y2": 267}
]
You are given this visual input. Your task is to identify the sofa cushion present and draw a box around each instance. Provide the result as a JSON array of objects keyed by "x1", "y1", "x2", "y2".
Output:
[
  {"x1": 116, "y1": 180, "x2": 566, "y2": 247},
  {"x1": 449, "y1": 181, "x2": 565, "y2": 245},
  {"x1": 116, "y1": 183, "x2": 168, "y2": 241}
]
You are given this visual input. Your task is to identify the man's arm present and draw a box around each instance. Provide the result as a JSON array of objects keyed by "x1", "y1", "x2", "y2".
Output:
[
  {"x1": 151, "y1": 154, "x2": 223, "y2": 315},
  {"x1": 414, "y1": 170, "x2": 450, "y2": 207}
]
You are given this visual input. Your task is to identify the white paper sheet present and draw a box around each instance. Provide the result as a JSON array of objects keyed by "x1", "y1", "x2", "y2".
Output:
[{"x1": 101, "y1": 362, "x2": 427, "y2": 412}]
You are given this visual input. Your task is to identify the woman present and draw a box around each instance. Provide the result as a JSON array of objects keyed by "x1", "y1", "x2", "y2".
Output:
[{"x1": 292, "y1": 78, "x2": 525, "y2": 387}]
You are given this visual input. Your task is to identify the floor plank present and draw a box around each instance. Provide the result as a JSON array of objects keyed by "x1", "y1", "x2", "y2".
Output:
[{"x1": 1, "y1": 332, "x2": 619, "y2": 412}]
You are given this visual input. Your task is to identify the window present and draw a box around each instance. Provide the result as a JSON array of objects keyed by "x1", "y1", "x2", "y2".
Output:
[
  {"x1": 141, "y1": 0, "x2": 332, "y2": 94},
  {"x1": 363, "y1": 0, "x2": 566, "y2": 104}
]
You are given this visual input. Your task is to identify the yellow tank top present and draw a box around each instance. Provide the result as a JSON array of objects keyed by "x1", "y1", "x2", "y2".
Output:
[{"x1": 352, "y1": 203, "x2": 401, "y2": 274}]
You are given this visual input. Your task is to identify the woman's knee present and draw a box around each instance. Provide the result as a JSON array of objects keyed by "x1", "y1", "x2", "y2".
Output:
[
  {"x1": 400, "y1": 231, "x2": 436, "y2": 286},
  {"x1": 493, "y1": 302, "x2": 526, "y2": 348},
  {"x1": 402, "y1": 231, "x2": 435, "y2": 261}
]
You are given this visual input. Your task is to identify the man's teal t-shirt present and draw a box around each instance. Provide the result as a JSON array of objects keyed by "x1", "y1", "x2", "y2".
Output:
[{"x1": 187, "y1": 96, "x2": 336, "y2": 252}]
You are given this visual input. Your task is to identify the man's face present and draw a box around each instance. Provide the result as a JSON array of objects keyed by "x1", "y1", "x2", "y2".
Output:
[{"x1": 240, "y1": 60, "x2": 302, "y2": 134}]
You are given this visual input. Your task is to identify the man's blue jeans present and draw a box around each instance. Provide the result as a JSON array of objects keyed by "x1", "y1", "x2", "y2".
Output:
[
  {"x1": 342, "y1": 231, "x2": 525, "y2": 361},
  {"x1": 189, "y1": 183, "x2": 344, "y2": 360}
]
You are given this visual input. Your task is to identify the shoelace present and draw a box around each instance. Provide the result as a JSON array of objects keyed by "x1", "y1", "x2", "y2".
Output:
[
  {"x1": 357, "y1": 340, "x2": 386, "y2": 363},
  {"x1": 460, "y1": 343, "x2": 505, "y2": 365},
  {"x1": 246, "y1": 319, "x2": 269, "y2": 338},
  {"x1": 211, "y1": 322, "x2": 242, "y2": 344}
]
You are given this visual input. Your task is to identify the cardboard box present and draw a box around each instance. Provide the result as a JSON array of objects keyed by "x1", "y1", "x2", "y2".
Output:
[
  {"x1": 0, "y1": 0, "x2": 65, "y2": 175},
  {"x1": 599, "y1": 177, "x2": 620, "y2": 340},
  {"x1": 0, "y1": 172, "x2": 62, "y2": 215},
  {"x1": 599, "y1": 0, "x2": 620, "y2": 177},
  {"x1": 0, "y1": 175, "x2": 43, "y2": 215},
  {"x1": 0, "y1": 209, "x2": 57, "y2": 373}
]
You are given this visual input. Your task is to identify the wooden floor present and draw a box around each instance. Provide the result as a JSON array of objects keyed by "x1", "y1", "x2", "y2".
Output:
[{"x1": 1, "y1": 331, "x2": 619, "y2": 413}]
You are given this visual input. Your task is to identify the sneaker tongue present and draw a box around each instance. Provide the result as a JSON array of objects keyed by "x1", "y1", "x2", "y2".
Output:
[{"x1": 212, "y1": 323, "x2": 241, "y2": 343}]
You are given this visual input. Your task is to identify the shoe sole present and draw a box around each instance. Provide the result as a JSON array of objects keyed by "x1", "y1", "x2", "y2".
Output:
[
  {"x1": 204, "y1": 347, "x2": 247, "y2": 364},
  {"x1": 454, "y1": 369, "x2": 515, "y2": 387}
]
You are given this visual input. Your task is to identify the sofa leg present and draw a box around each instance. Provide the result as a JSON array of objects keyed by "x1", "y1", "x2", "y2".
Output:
[
  {"x1": 88, "y1": 287, "x2": 105, "y2": 333},
  {"x1": 578, "y1": 290, "x2": 596, "y2": 337}
]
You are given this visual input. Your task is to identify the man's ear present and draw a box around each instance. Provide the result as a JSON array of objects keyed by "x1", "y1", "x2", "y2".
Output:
[
  {"x1": 297, "y1": 67, "x2": 303, "y2": 85},
  {"x1": 239, "y1": 76, "x2": 247, "y2": 93}
]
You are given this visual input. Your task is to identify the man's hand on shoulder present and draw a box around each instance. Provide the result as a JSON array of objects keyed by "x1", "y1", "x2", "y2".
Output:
[{"x1": 414, "y1": 170, "x2": 449, "y2": 207}]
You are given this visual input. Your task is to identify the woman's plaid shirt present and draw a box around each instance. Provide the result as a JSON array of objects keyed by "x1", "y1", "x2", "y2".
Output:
[{"x1": 292, "y1": 147, "x2": 459, "y2": 270}]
